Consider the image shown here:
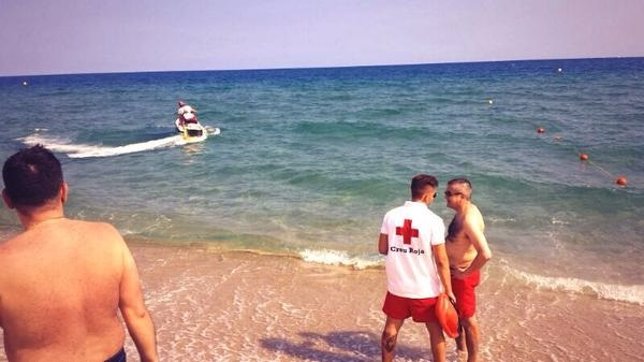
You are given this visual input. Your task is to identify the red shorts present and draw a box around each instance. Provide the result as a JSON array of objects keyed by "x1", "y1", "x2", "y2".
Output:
[
  {"x1": 452, "y1": 270, "x2": 481, "y2": 318},
  {"x1": 382, "y1": 292, "x2": 438, "y2": 323}
]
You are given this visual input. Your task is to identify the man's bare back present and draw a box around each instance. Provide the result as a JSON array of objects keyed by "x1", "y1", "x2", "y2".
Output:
[
  {"x1": 2, "y1": 145, "x2": 157, "y2": 361},
  {"x1": 0, "y1": 218, "x2": 128, "y2": 361}
]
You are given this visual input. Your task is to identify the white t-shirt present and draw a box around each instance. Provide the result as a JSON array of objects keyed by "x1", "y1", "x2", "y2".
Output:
[
  {"x1": 380, "y1": 201, "x2": 445, "y2": 298},
  {"x1": 178, "y1": 105, "x2": 196, "y2": 115}
]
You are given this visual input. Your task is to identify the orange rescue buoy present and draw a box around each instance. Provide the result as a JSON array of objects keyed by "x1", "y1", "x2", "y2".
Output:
[
  {"x1": 579, "y1": 153, "x2": 589, "y2": 161},
  {"x1": 615, "y1": 176, "x2": 628, "y2": 187},
  {"x1": 435, "y1": 293, "x2": 459, "y2": 338}
]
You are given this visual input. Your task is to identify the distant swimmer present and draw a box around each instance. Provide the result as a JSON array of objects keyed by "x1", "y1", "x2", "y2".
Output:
[{"x1": 444, "y1": 177, "x2": 492, "y2": 362}]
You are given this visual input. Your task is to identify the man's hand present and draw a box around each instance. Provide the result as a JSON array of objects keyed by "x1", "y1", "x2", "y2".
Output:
[{"x1": 450, "y1": 267, "x2": 467, "y2": 279}]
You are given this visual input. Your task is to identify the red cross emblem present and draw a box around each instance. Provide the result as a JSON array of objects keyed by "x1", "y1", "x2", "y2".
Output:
[{"x1": 396, "y1": 219, "x2": 418, "y2": 245}]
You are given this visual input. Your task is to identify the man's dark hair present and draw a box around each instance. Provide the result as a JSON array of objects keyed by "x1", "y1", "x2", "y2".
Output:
[
  {"x1": 411, "y1": 174, "x2": 438, "y2": 200},
  {"x1": 448, "y1": 177, "x2": 472, "y2": 200},
  {"x1": 2, "y1": 145, "x2": 63, "y2": 207},
  {"x1": 447, "y1": 177, "x2": 472, "y2": 189}
]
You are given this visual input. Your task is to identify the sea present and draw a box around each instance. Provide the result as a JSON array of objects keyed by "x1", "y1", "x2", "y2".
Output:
[{"x1": 1, "y1": 57, "x2": 643, "y2": 361}]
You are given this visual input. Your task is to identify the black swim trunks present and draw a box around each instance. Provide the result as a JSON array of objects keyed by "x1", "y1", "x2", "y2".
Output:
[{"x1": 105, "y1": 348, "x2": 126, "y2": 362}]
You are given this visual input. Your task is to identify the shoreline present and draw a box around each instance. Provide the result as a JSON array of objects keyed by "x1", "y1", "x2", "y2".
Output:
[
  {"x1": 125, "y1": 242, "x2": 396, "y2": 361},
  {"x1": 128, "y1": 242, "x2": 644, "y2": 361},
  {"x1": 2, "y1": 241, "x2": 643, "y2": 361}
]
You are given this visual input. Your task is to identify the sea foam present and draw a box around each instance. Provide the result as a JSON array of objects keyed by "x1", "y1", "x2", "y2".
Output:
[
  {"x1": 299, "y1": 249, "x2": 381, "y2": 270},
  {"x1": 503, "y1": 264, "x2": 644, "y2": 306}
]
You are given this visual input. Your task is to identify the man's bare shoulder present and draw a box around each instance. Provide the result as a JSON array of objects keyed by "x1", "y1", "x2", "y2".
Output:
[
  {"x1": 465, "y1": 204, "x2": 485, "y2": 227},
  {"x1": 71, "y1": 219, "x2": 121, "y2": 234},
  {"x1": 0, "y1": 229, "x2": 33, "y2": 255},
  {"x1": 0, "y1": 219, "x2": 124, "y2": 255},
  {"x1": 68, "y1": 220, "x2": 126, "y2": 248}
]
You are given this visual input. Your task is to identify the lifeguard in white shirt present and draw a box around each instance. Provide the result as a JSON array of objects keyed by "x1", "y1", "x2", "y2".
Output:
[{"x1": 378, "y1": 174, "x2": 455, "y2": 362}]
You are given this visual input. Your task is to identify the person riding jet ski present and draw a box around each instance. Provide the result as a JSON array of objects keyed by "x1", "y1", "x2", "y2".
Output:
[{"x1": 177, "y1": 101, "x2": 198, "y2": 128}]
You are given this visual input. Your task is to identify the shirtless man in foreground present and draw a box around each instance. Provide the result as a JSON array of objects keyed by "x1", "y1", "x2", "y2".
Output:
[
  {"x1": 444, "y1": 178, "x2": 492, "y2": 362},
  {"x1": 0, "y1": 145, "x2": 158, "y2": 362}
]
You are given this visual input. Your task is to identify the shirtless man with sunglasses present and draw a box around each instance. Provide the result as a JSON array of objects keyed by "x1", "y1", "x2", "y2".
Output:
[{"x1": 444, "y1": 178, "x2": 492, "y2": 362}]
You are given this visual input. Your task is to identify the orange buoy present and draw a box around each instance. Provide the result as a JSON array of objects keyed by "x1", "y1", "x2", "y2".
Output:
[
  {"x1": 615, "y1": 176, "x2": 628, "y2": 187},
  {"x1": 537, "y1": 127, "x2": 545, "y2": 134},
  {"x1": 435, "y1": 293, "x2": 459, "y2": 338},
  {"x1": 579, "y1": 153, "x2": 589, "y2": 161}
]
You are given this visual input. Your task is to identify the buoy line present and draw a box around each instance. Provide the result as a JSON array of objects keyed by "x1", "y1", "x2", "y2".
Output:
[{"x1": 529, "y1": 121, "x2": 628, "y2": 187}]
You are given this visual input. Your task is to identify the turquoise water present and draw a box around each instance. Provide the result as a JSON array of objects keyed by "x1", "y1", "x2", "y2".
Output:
[{"x1": 1, "y1": 58, "x2": 643, "y2": 303}]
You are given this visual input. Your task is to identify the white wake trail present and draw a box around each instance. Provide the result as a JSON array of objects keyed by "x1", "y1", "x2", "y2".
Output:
[{"x1": 22, "y1": 133, "x2": 185, "y2": 158}]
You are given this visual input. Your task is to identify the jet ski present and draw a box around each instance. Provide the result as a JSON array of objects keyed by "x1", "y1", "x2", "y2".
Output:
[{"x1": 175, "y1": 113, "x2": 208, "y2": 143}]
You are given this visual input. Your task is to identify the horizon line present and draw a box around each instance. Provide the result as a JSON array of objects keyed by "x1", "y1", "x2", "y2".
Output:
[{"x1": 2, "y1": 55, "x2": 643, "y2": 79}]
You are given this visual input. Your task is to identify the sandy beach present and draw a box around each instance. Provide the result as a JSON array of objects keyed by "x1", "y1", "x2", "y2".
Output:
[
  {"x1": 126, "y1": 242, "x2": 392, "y2": 361},
  {"x1": 130, "y1": 243, "x2": 644, "y2": 362},
  {"x1": 1, "y1": 241, "x2": 643, "y2": 361}
]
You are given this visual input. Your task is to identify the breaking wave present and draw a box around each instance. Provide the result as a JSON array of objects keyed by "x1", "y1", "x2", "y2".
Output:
[
  {"x1": 299, "y1": 249, "x2": 382, "y2": 270},
  {"x1": 503, "y1": 264, "x2": 644, "y2": 306}
]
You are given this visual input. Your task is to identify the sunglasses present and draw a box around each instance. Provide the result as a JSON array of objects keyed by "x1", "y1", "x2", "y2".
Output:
[{"x1": 444, "y1": 191, "x2": 462, "y2": 197}]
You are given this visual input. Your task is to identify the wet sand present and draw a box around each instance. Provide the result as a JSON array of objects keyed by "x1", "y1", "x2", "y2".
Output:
[
  {"x1": 127, "y1": 243, "x2": 644, "y2": 361},
  {"x1": 128, "y1": 243, "x2": 395, "y2": 361},
  {"x1": 2, "y1": 242, "x2": 643, "y2": 361}
]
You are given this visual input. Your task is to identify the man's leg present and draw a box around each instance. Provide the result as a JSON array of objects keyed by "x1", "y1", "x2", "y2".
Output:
[
  {"x1": 381, "y1": 316, "x2": 404, "y2": 362},
  {"x1": 461, "y1": 316, "x2": 480, "y2": 362},
  {"x1": 453, "y1": 271, "x2": 480, "y2": 358},
  {"x1": 425, "y1": 321, "x2": 446, "y2": 362},
  {"x1": 456, "y1": 323, "x2": 466, "y2": 351}
]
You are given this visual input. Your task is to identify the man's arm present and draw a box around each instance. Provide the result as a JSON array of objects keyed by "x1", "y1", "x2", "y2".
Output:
[
  {"x1": 378, "y1": 233, "x2": 389, "y2": 255},
  {"x1": 432, "y1": 243, "x2": 455, "y2": 301},
  {"x1": 119, "y1": 241, "x2": 159, "y2": 362},
  {"x1": 459, "y1": 217, "x2": 492, "y2": 277}
]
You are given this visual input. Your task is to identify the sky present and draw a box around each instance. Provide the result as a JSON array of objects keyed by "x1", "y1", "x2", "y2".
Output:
[{"x1": 1, "y1": 0, "x2": 644, "y2": 76}]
